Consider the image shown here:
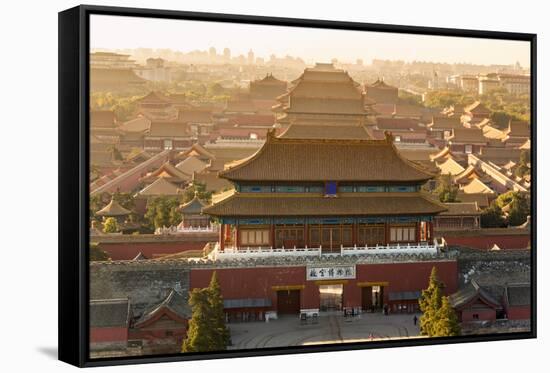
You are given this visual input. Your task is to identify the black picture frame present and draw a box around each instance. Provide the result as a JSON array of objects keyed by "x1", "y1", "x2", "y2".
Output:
[{"x1": 58, "y1": 4, "x2": 537, "y2": 368}]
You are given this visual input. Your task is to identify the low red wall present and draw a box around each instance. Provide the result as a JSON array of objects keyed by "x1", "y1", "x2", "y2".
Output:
[
  {"x1": 90, "y1": 327, "x2": 128, "y2": 343},
  {"x1": 444, "y1": 235, "x2": 530, "y2": 250},
  {"x1": 190, "y1": 260, "x2": 458, "y2": 312},
  {"x1": 507, "y1": 306, "x2": 530, "y2": 320},
  {"x1": 99, "y1": 241, "x2": 208, "y2": 260}
]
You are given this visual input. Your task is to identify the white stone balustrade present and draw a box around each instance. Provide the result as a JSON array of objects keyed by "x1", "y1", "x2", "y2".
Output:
[{"x1": 209, "y1": 240, "x2": 440, "y2": 261}]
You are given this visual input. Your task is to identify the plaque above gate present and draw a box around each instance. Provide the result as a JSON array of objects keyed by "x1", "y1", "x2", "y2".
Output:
[{"x1": 306, "y1": 265, "x2": 356, "y2": 281}]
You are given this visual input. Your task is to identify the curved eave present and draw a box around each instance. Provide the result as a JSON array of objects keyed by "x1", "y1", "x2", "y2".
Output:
[{"x1": 203, "y1": 192, "x2": 447, "y2": 217}]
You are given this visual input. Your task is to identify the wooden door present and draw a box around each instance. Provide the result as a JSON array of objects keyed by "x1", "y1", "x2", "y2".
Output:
[{"x1": 277, "y1": 290, "x2": 300, "y2": 314}]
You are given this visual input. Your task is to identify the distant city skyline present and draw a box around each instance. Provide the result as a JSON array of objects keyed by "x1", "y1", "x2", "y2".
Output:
[{"x1": 91, "y1": 15, "x2": 530, "y2": 67}]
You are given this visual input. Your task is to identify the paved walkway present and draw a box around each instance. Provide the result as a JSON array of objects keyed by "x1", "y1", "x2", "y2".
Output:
[{"x1": 228, "y1": 312, "x2": 421, "y2": 349}]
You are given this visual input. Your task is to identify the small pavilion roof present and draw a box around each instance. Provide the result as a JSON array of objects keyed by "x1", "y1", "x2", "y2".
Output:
[
  {"x1": 96, "y1": 198, "x2": 131, "y2": 217},
  {"x1": 178, "y1": 195, "x2": 207, "y2": 214},
  {"x1": 119, "y1": 116, "x2": 151, "y2": 133},
  {"x1": 219, "y1": 131, "x2": 434, "y2": 183}
]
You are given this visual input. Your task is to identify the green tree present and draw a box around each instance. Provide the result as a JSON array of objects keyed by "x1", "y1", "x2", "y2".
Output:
[
  {"x1": 419, "y1": 267, "x2": 444, "y2": 337},
  {"x1": 514, "y1": 150, "x2": 531, "y2": 179},
  {"x1": 182, "y1": 288, "x2": 214, "y2": 353},
  {"x1": 480, "y1": 202, "x2": 506, "y2": 228},
  {"x1": 90, "y1": 243, "x2": 110, "y2": 261},
  {"x1": 183, "y1": 182, "x2": 212, "y2": 204},
  {"x1": 508, "y1": 193, "x2": 530, "y2": 226},
  {"x1": 182, "y1": 272, "x2": 229, "y2": 353},
  {"x1": 103, "y1": 217, "x2": 119, "y2": 233},
  {"x1": 432, "y1": 296, "x2": 461, "y2": 337},
  {"x1": 208, "y1": 272, "x2": 231, "y2": 347},
  {"x1": 145, "y1": 196, "x2": 181, "y2": 229},
  {"x1": 434, "y1": 173, "x2": 458, "y2": 202}
]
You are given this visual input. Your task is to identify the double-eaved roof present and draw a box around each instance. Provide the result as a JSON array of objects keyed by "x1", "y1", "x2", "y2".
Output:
[
  {"x1": 218, "y1": 131, "x2": 434, "y2": 183},
  {"x1": 203, "y1": 191, "x2": 447, "y2": 217}
]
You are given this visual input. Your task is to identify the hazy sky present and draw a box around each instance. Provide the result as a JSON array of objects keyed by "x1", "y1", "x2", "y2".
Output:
[{"x1": 91, "y1": 15, "x2": 530, "y2": 66}]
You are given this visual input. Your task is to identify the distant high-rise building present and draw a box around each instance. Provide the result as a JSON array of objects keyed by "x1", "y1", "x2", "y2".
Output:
[
  {"x1": 356, "y1": 59, "x2": 363, "y2": 66},
  {"x1": 223, "y1": 48, "x2": 231, "y2": 61},
  {"x1": 209, "y1": 47, "x2": 217, "y2": 57},
  {"x1": 248, "y1": 49, "x2": 255, "y2": 65}
]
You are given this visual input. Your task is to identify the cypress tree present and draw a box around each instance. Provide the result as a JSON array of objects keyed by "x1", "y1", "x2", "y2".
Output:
[
  {"x1": 182, "y1": 288, "x2": 213, "y2": 352},
  {"x1": 207, "y1": 272, "x2": 231, "y2": 348},
  {"x1": 432, "y1": 296, "x2": 461, "y2": 337},
  {"x1": 419, "y1": 267, "x2": 443, "y2": 336}
]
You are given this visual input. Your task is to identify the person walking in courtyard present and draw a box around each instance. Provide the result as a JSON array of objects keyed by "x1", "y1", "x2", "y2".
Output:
[{"x1": 413, "y1": 315, "x2": 418, "y2": 325}]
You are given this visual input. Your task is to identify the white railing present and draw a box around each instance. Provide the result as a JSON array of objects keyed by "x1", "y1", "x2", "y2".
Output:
[
  {"x1": 155, "y1": 224, "x2": 219, "y2": 235},
  {"x1": 209, "y1": 240, "x2": 441, "y2": 261}
]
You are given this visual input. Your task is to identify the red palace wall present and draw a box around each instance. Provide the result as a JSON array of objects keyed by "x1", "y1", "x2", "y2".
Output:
[
  {"x1": 444, "y1": 235, "x2": 530, "y2": 250},
  {"x1": 461, "y1": 308, "x2": 496, "y2": 322},
  {"x1": 507, "y1": 306, "x2": 531, "y2": 320},
  {"x1": 190, "y1": 260, "x2": 458, "y2": 312},
  {"x1": 90, "y1": 327, "x2": 128, "y2": 343},
  {"x1": 99, "y1": 241, "x2": 208, "y2": 260}
]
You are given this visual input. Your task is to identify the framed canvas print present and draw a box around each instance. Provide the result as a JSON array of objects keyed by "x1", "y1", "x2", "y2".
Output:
[{"x1": 58, "y1": 4, "x2": 536, "y2": 367}]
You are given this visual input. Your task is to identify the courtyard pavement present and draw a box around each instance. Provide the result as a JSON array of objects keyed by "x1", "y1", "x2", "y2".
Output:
[{"x1": 228, "y1": 312, "x2": 422, "y2": 349}]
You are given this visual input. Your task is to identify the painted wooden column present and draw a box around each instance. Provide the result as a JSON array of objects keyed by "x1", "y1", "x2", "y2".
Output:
[
  {"x1": 352, "y1": 221, "x2": 357, "y2": 246},
  {"x1": 304, "y1": 221, "x2": 309, "y2": 248},
  {"x1": 235, "y1": 222, "x2": 240, "y2": 249},
  {"x1": 219, "y1": 223, "x2": 225, "y2": 251},
  {"x1": 428, "y1": 221, "x2": 434, "y2": 242},
  {"x1": 270, "y1": 223, "x2": 275, "y2": 249}
]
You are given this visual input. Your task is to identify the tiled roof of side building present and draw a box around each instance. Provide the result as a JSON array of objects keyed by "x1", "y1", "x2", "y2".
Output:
[
  {"x1": 278, "y1": 123, "x2": 372, "y2": 140},
  {"x1": 136, "y1": 177, "x2": 183, "y2": 197},
  {"x1": 449, "y1": 280, "x2": 502, "y2": 309},
  {"x1": 134, "y1": 290, "x2": 190, "y2": 327},
  {"x1": 440, "y1": 202, "x2": 480, "y2": 216},
  {"x1": 428, "y1": 116, "x2": 464, "y2": 129},
  {"x1": 91, "y1": 110, "x2": 116, "y2": 128},
  {"x1": 375, "y1": 117, "x2": 421, "y2": 130},
  {"x1": 219, "y1": 131, "x2": 435, "y2": 183},
  {"x1": 505, "y1": 284, "x2": 531, "y2": 306},
  {"x1": 456, "y1": 192, "x2": 490, "y2": 209},
  {"x1": 436, "y1": 157, "x2": 466, "y2": 176},
  {"x1": 90, "y1": 298, "x2": 131, "y2": 328},
  {"x1": 147, "y1": 121, "x2": 191, "y2": 138},
  {"x1": 203, "y1": 192, "x2": 447, "y2": 216},
  {"x1": 176, "y1": 156, "x2": 208, "y2": 175},
  {"x1": 460, "y1": 178, "x2": 495, "y2": 194},
  {"x1": 448, "y1": 127, "x2": 488, "y2": 144}
]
